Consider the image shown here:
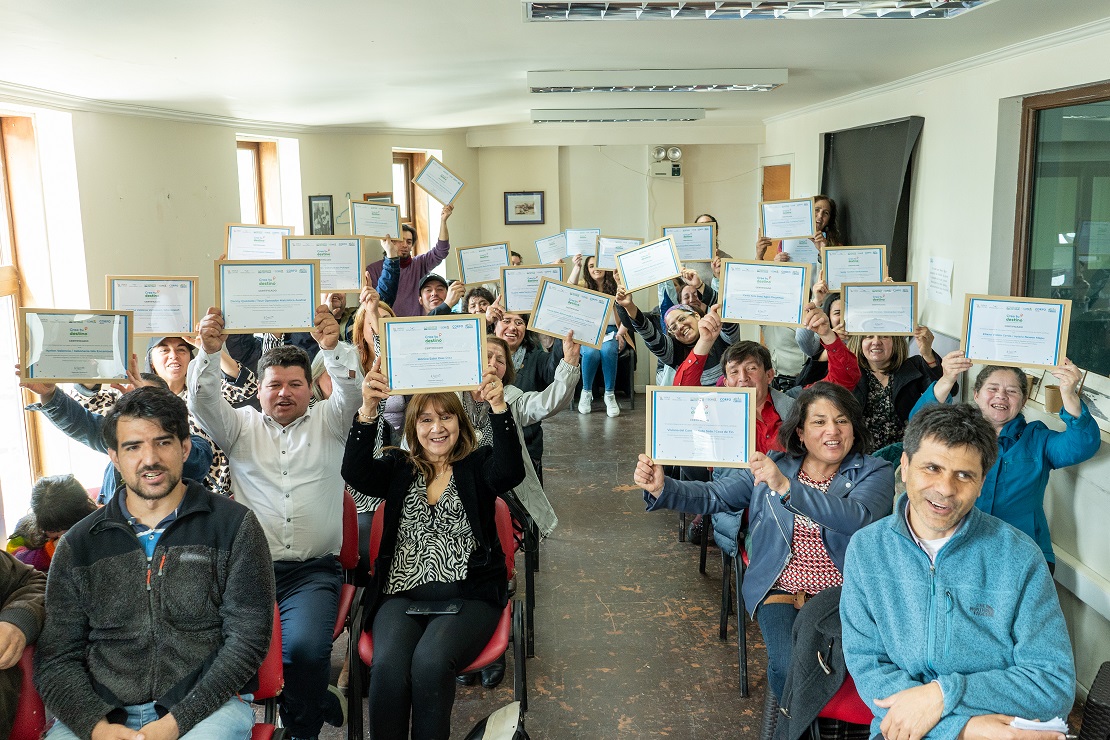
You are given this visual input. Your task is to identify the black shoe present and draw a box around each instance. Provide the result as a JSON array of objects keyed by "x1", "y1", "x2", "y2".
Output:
[
  {"x1": 687, "y1": 517, "x2": 704, "y2": 545},
  {"x1": 456, "y1": 672, "x2": 477, "y2": 686},
  {"x1": 480, "y1": 655, "x2": 506, "y2": 689}
]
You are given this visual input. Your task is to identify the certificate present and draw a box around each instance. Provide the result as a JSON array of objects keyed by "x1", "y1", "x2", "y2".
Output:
[
  {"x1": 528, "y1": 278, "x2": 614, "y2": 350},
  {"x1": 284, "y1": 236, "x2": 364, "y2": 292},
  {"x1": 500, "y1": 265, "x2": 564, "y2": 313},
  {"x1": 841, "y1": 282, "x2": 918, "y2": 336},
  {"x1": 19, "y1": 308, "x2": 132, "y2": 384},
  {"x1": 719, "y1": 260, "x2": 811, "y2": 327},
  {"x1": 535, "y1": 233, "x2": 568, "y2": 265},
  {"x1": 380, "y1": 316, "x2": 486, "y2": 394},
  {"x1": 782, "y1": 238, "x2": 820, "y2": 265},
  {"x1": 597, "y1": 236, "x2": 641, "y2": 271},
  {"x1": 760, "y1": 198, "x2": 815, "y2": 241},
  {"x1": 106, "y1": 276, "x2": 197, "y2": 337},
  {"x1": 565, "y1": 228, "x2": 601, "y2": 258},
  {"x1": 412, "y1": 156, "x2": 466, "y2": 206},
  {"x1": 662, "y1": 223, "x2": 715, "y2": 263},
  {"x1": 614, "y1": 236, "x2": 682, "y2": 293},
  {"x1": 456, "y1": 242, "x2": 510, "y2": 286},
  {"x1": 215, "y1": 260, "x2": 321, "y2": 334},
  {"x1": 225, "y1": 224, "x2": 292, "y2": 260},
  {"x1": 822, "y1": 246, "x2": 887, "y2": 290},
  {"x1": 350, "y1": 201, "x2": 402, "y2": 239},
  {"x1": 645, "y1": 386, "x2": 755, "y2": 469},
  {"x1": 961, "y1": 295, "x2": 1071, "y2": 370}
]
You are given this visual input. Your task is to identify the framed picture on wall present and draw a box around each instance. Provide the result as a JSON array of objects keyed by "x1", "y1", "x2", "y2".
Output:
[
  {"x1": 504, "y1": 191, "x2": 545, "y2": 226},
  {"x1": 362, "y1": 192, "x2": 393, "y2": 204},
  {"x1": 309, "y1": 195, "x2": 334, "y2": 235}
]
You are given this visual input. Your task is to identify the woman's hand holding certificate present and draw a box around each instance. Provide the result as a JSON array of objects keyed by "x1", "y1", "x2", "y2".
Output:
[
  {"x1": 645, "y1": 386, "x2": 755, "y2": 468},
  {"x1": 380, "y1": 316, "x2": 486, "y2": 394},
  {"x1": 961, "y1": 295, "x2": 1071, "y2": 369}
]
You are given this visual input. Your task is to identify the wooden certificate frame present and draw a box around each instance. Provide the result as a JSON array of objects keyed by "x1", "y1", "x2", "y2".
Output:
[
  {"x1": 455, "y1": 242, "x2": 511, "y2": 286},
  {"x1": 283, "y1": 235, "x2": 365, "y2": 292},
  {"x1": 960, "y1": 294, "x2": 1071, "y2": 370},
  {"x1": 645, "y1": 385, "x2": 756, "y2": 469},
  {"x1": 661, "y1": 223, "x2": 716, "y2": 263},
  {"x1": 500, "y1": 265, "x2": 564, "y2": 314},
  {"x1": 719, "y1": 259, "x2": 812, "y2": 327},
  {"x1": 350, "y1": 200, "x2": 402, "y2": 239},
  {"x1": 527, "y1": 278, "x2": 615, "y2": 350},
  {"x1": 214, "y1": 260, "x2": 321, "y2": 335},
  {"x1": 597, "y1": 236, "x2": 642, "y2": 272},
  {"x1": 613, "y1": 236, "x2": 683, "y2": 293},
  {"x1": 379, "y1": 315, "x2": 487, "y2": 394},
  {"x1": 19, "y1": 308, "x2": 134, "y2": 384},
  {"x1": 759, "y1": 197, "x2": 816, "y2": 241},
  {"x1": 412, "y1": 156, "x2": 467, "y2": 206},
  {"x1": 224, "y1": 223, "x2": 294, "y2": 261},
  {"x1": 841, "y1": 282, "x2": 918, "y2": 337},
  {"x1": 106, "y1": 275, "x2": 199, "y2": 337},
  {"x1": 821, "y1": 245, "x2": 888, "y2": 289}
]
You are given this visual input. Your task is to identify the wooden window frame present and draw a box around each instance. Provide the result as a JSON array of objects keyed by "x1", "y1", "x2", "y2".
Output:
[
  {"x1": 1011, "y1": 80, "x2": 1110, "y2": 295},
  {"x1": 237, "y1": 140, "x2": 264, "y2": 224}
]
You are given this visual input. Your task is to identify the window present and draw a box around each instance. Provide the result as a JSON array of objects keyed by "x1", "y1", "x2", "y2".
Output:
[
  {"x1": 237, "y1": 141, "x2": 261, "y2": 223},
  {"x1": 392, "y1": 152, "x2": 415, "y2": 222},
  {"x1": 1015, "y1": 82, "x2": 1110, "y2": 377},
  {"x1": 236, "y1": 138, "x2": 297, "y2": 228}
]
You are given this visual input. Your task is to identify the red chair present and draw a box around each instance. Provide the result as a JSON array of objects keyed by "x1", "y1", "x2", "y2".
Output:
[
  {"x1": 346, "y1": 498, "x2": 527, "y2": 739},
  {"x1": 252, "y1": 604, "x2": 285, "y2": 740},
  {"x1": 808, "y1": 673, "x2": 873, "y2": 738},
  {"x1": 11, "y1": 646, "x2": 45, "y2": 740},
  {"x1": 333, "y1": 490, "x2": 360, "y2": 642}
]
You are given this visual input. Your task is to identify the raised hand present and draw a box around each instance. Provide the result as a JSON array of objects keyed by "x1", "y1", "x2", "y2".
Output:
[
  {"x1": 359, "y1": 357, "x2": 389, "y2": 420},
  {"x1": 810, "y1": 277, "x2": 829, "y2": 307},
  {"x1": 750, "y1": 452, "x2": 790, "y2": 495},
  {"x1": 445, "y1": 281, "x2": 465, "y2": 307},
  {"x1": 756, "y1": 235, "x2": 773, "y2": 260},
  {"x1": 15, "y1": 363, "x2": 56, "y2": 400},
  {"x1": 773, "y1": 251, "x2": 791, "y2": 263},
  {"x1": 196, "y1": 307, "x2": 227, "y2": 355},
  {"x1": 562, "y1": 330, "x2": 581, "y2": 367},
  {"x1": 914, "y1": 324, "x2": 935, "y2": 360},
  {"x1": 311, "y1": 304, "x2": 340, "y2": 350},
  {"x1": 697, "y1": 304, "x2": 723, "y2": 344},
  {"x1": 711, "y1": 255, "x2": 723, "y2": 280},
  {"x1": 802, "y1": 302, "x2": 836, "y2": 344},
  {"x1": 478, "y1": 365, "x2": 507, "y2": 412},
  {"x1": 633, "y1": 453, "x2": 664, "y2": 495},
  {"x1": 485, "y1": 294, "x2": 504, "y2": 325},
  {"x1": 679, "y1": 268, "x2": 703, "y2": 290}
]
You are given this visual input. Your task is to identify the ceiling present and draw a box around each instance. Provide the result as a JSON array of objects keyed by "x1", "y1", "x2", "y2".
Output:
[{"x1": 0, "y1": 0, "x2": 1106, "y2": 132}]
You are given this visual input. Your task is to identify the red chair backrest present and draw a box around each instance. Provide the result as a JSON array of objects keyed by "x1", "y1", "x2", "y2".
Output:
[
  {"x1": 818, "y1": 673, "x2": 873, "y2": 725},
  {"x1": 255, "y1": 604, "x2": 284, "y2": 701},
  {"x1": 339, "y1": 490, "x2": 359, "y2": 570},
  {"x1": 366, "y1": 498, "x2": 515, "y2": 577},
  {"x1": 10, "y1": 647, "x2": 45, "y2": 740}
]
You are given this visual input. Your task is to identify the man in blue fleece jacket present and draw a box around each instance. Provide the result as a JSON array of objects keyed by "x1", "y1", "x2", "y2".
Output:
[{"x1": 841, "y1": 403, "x2": 1075, "y2": 740}]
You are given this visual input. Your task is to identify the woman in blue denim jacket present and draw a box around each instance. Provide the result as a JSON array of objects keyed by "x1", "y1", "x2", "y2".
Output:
[{"x1": 634, "y1": 382, "x2": 894, "y2": 700}]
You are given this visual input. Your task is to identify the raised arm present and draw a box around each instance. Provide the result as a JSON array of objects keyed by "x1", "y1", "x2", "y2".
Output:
[
  {"x1": 1043, "y1": 359, "x2": 1100, "y2": 468},
  {"x1": 511, "y1": 336, "x2": 581, "y2": 426},
  {"x1": 636, "y1": 453, "x2": 756, "y2": 514},
  {"x1": 186, "y1": 307, "x2": 245, "y2": 451},
  {"x1": 616, "y1": 287, "x2": 677, "y2": 366},
  {"x1": 412, "y1": 204, "x2": 453, "y2": 274}
]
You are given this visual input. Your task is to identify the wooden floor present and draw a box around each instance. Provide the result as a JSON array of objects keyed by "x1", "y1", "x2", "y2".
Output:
[{"x1": 319, "y1": 393, "x2": 770, "y2": 738}]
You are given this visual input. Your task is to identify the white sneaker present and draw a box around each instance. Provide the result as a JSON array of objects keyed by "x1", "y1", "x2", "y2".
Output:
[
  {"x1": 578, "y1": 390, "x2": 593, "y2": 414},
  {"x1": 604, "y1": 392, "x2": 620, "y2": 418}
]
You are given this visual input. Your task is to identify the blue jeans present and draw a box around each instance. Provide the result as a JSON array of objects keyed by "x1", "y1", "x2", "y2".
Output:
[
  {"x1": 580, "y1": 326, "x2": 618, "y2": 392},
  {"x1": 755, "y1": 592, "x2": 801, "y2": 700},
  {"x1": 46, "y1": 696, "x2": 254, "y2": 738},
  {"x1": 275, "y1": 556, "x2": 342, "y2": 738}
]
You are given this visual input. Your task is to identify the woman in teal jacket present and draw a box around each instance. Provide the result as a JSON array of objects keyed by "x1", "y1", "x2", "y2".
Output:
[{"x1": 910, "y1": 352, "x2": 1100, "y2": 570}]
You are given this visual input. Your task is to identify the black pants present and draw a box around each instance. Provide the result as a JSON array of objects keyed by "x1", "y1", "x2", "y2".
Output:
[{"x1": 369, "y1": 583, "x2": 501, "y2": 739}]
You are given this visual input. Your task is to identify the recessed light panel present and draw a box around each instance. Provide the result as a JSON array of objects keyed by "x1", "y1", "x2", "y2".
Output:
[
  {"x1": 530, "y1": 108, "x2": 705, "y2": 123},
  {"x1": 524, "y1": 1, "x2": 992, "y2": 21},
  {"x1": 527, "y1": 68, "x2": 788, "y2": 93}
]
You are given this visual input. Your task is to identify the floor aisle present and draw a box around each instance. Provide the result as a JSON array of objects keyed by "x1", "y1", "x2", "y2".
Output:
[{"x1": 322, "y1": 394, "x2": 769, "y2": 738}]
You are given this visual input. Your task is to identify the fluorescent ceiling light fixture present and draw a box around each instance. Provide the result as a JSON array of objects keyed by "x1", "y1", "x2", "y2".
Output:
[
  {"x1": 528, "y1": 68, "x2": 788, "y2": 93},
  {"x1": 530, "y1": 108, "x2": 705, "y2": 123},
  {"x1": 523, "y1": 1, "x2": 993, "y2": 21}
]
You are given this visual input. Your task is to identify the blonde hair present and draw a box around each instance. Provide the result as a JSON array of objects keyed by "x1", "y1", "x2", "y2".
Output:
[
  {"x1": 848, "y1": 335, "x2": 908, "y2": 375},
  {"x1": 351, "y1": 301, "x2": 397, "y2": 373}
]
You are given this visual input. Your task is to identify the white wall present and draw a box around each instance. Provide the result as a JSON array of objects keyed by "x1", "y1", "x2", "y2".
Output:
[
  {"x1": 762, "y1": 26, "x2": 1110, "y2": 692},
  {"x1": 682, "y1": 143, "x2": 761, "y2": 259},
  {"x1": 477, "y1": 146, "x2": 561, "y2": 263}
]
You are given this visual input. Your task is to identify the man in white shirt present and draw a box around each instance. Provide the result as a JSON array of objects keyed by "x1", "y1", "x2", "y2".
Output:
[{"x1": 188, "y1": 304, "x2": 361, "y2": 740}]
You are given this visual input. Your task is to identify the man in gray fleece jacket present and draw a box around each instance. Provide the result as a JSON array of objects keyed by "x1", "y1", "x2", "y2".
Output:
[{"x1": 34, "y1": 387, "x2": 275, "y2": 740}]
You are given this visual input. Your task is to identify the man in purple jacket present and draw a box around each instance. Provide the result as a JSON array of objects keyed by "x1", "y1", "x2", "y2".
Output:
[{"x1": 365, "y1": 203, "x2": 454, "y2": 316}]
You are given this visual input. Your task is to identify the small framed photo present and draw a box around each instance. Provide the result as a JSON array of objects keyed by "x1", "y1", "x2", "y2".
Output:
[
  {"x1": 504, "y1": 191, "x2": 545, "y2": 226},
  {"x1": 309, "y1": 195, "x2": 334, "y2": 235}
]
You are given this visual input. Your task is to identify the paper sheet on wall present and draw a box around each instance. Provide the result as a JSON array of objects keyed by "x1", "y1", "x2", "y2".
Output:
[{"x1": 927, "y1": 256, "x2": 953, "y2": 305}]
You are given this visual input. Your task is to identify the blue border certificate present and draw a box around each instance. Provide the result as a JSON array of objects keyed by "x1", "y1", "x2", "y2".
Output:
[
  {"x1": 841, "y1": 282, "x2": 917, "y2": 336},
  {"x1": 107, "y1": 276, "x2": 197, "y2": 336},
  {"x1": 284, "y1": 236, "x2": 364, "y2": 292},
  {"x1": 456, "y1": 242, "x2": 510, "y2": 285},
  {"x1": 646, "y1": 386, "x2": 755, "y2": 468},
  {"x1": 822, "y1": 246, "x2": 887, "y2": 290},
  {"x1": 527, "y1": 278, "x2": 613, "y2": 350},
  {"x1": 760, "y1": 198, "x2": 815, "y2": 241},
  {"x1": 535, "y1": 233, "x2": 568, "y2": 265},
  {"x1": 20, "y1": 308, "x2": 132, "y2": 384},
  {"x1": 380, "y1": 315, "x2": 486, "y2": 394},
  {"x1": 662, "y1": 224, "x2": 715, "y2": 263},
  {"x1": 351, "y1": 201, "x2": 402, "y2": 239},
  {"x1": 501, "y1": 265, "x2": 564, "y2": 313},
  {"x1": 225, "y1": 224, "x2": 293, "y2": 260},
  {"x1": 614, "y1": 236, "x2": 682, "y2": 293},
  {"x1": 719, "y1": 260, "x2": 811, "y2": 326},
  {"x1": 962, "y1": 294, "x2": 1070, "y2": 370},
  {"x1": 216, "y1": 260, "x2": 321, "y2": 334},
  {"x1": 597, "y1": 236, "x2": 641, "y2": 271},
  {"x1": 565, "y1": 228, "x2": 601, "y2": 258}
]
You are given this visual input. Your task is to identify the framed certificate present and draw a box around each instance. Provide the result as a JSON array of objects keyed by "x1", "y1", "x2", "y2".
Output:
[
  {"x1": 284, "y1": 236, "x2": 364, "y2": 292},
  {"x1": 781, "y1": 238, "x2": 820, "y2": 265},
  {"x1": 456, "y1": 242, "x2": 510, "y2": 286},
  {"x1": 412, "y1": 156, "x2": 466, "y2": 206},
  {"x1": 500, "y1": 265, "x2": 564, "y2": 313},
  {"x1": 535, "y1": 233, "x2": 568, "y2": 265},
  {"x1": 19, "y1": 308, "x2": 133, "y2": 384},
  {"x1": 760, "y1": 198, "x2": 815, "y2": 241},
  {"x1": 350, "y1": 201, "x2": 402, "y2": 239},
  {"x1": 564, "y1": 228, "x2": 601, "y2": 258},
  {"x1": 528, "y1": 278, "x2": 614, "y2": 350},
  {"x1": 662, "y1": 223, "x2": 715, "y2": 263},
  {"x1": 841, "y1": 282, "x2": 918, "y2": 336},
  {"x1": 215, "y1": 260, "x2": 321, "y2": 334},
  {"x1": 597, "y1": 236, "x2": 641, "y2": 272},
  {"x1": 719, "y1": 260, "x2": 811, "y2": 327},
  {"x1": 645, "y1": 386, "x2": 755, "y2": 469},
  {"x1": 822, "y1": 246, "x2": 887, "y2": 290},
  {"x1": 380, "y1": 315, "x2": 486, "y2": 394},
  {"x1": 614, "y1": 236, "x2": 682, "y2": 293},
  {"x1": 106, "y1": 276, "x2": 198, "y2": 337},
  {"x1": 961, "y1": 294, "x2": 1071, "y2": 370},
  {"x1": 225, "y1": 224, "x2": 293, "y2": 260}
]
